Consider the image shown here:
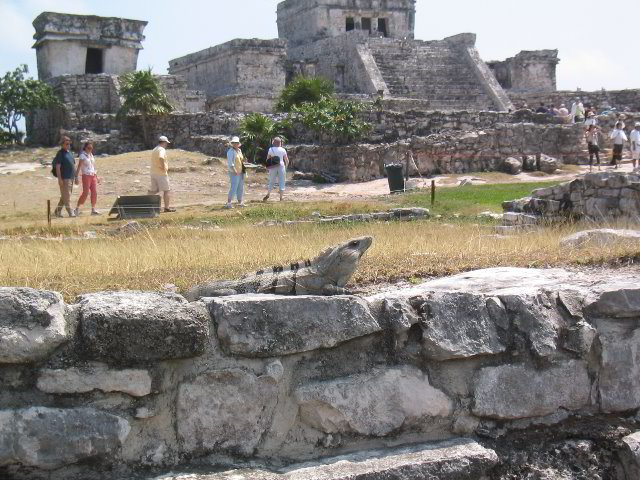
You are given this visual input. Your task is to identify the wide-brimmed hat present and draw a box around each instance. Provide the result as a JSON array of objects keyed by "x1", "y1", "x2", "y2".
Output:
[
  {"x1": 158, "y1": 135, "x2": 171, "y2": 143},
  {"x1": 230, "y1": 136, "x2": 241, "y2": 144},
  {"x1": 635, "y1": 122, "x2": 640, "y2": 127}
]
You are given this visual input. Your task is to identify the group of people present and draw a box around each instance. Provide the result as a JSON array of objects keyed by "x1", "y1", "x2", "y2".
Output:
[
  {"x1": 53, "y1": 136, "x2": 100, "y2": 217},
  {"x1": 583, "y1": 116, "x2": 640, "y2": 172},
  {"x1": 52, "y1": 133, "x2": 291, "y2": 217}
]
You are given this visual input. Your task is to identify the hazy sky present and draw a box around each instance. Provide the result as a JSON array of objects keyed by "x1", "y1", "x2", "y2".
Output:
[{"x1": 1, "y1": 0, "x2": 637, "y2": 92}]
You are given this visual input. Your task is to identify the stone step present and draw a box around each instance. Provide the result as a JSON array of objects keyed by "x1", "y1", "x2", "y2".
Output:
[{"x1": 146, "y1": 439, "x2": 498, "y2": 480}]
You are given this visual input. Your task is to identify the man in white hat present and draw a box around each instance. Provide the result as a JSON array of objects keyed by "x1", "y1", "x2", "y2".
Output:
[
  {"x1": 225, "y1": 136, "x2": 246, "y2": 208},
  {"x1": 148, "y1": 135, "x2": 175, "y2": 212},
  {"x1": 631, "y1": 122, "x2": 640, "y2": 170}
]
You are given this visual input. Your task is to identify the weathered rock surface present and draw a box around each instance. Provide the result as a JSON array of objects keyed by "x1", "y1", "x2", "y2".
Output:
[
  {"x1": 414, "y1": 292, "x2": 506, "y2": 360},
  {"x1": 295, "y1": 366, "x2": 452, "y2": 436},
  {"x1": 0, "y1": 407, "x2": 129, "y2": 469},
  {"x1": 177, "y1": 368, "x2": 278, "y2": 455},
  {"x1": 597, "y1": 322, "x2": 640, "y2": 412},
  {"x1": 561, "y1": 229, "x2": 640, "y2": 248},
  {"x1": 78, "y1": 292, "x2": 209, "y2": 363},
  {"x1": 538, "y1": 154, "x2": 558, "y2": 174},
  {"x1": 0, "y1": 287, "x2": 68, "y2": 364},
  {"x1": 37, "y1": 365, "x2": 152, "y2": 397},
  {"x1": 585, "y1": 285, "x2": 640, "y2": 319},
  {"x1": 148, "y1": 438, "x2": 498, "y2": 480},
  {"x1": 620, "y1": 431, "x2": 640, "y2": 480},
  {"x1": 472, "y1": 361, "x2": 591, "y2": 419},
  {"x1": 501, "y1": 156, "x2": 522, "y2": 175},
  {"x1": 211, "y1": 295, "x2": 380, "y2": 357}
]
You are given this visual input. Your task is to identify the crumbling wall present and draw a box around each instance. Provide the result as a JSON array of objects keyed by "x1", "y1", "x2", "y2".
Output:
[
  {"x1": 1, "y1": 266, "x2": 639, "y2": 479},
  {"x1": 509, "y1": 89, "x2": 640, "y2": 112},
  {"x1": 487, "y1": 50, "x2": 558, "y2": 93}
]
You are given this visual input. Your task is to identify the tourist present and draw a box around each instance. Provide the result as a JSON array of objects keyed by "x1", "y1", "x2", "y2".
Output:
[
  {"x1": 53, "y1": 136, "x2": 76, "y2": 218},
  {"x1": 570, "y1": 98, "x2": 585, "y2": 123},
  {"x1": 616, "y1": 113, "x2": 626, "y2": 130},
  {"x1": 609, "y1": 122, "x2": 628, "y2": 168},
  {"x1": 535, "y1": 103, "x2": 549, "y2": 114},
  {"x1": 73, "y1": 142, "x2": 100, "y2": 215},
  {"x1": 631, "y1": 122, "x2": 640, "y2": 170},
  {"x1": 263, "y1": 136, "x2": 289, "y2": 202},
  {"x1": 225, "y1": 136, "x2": 245, "y2": 208},
  {"x1": 558, "y1": 104, "x2": 569, "y2": 116},
  {"x1": 148, "y1": 135, "x2": 175, "y2": 212},
  {"x1": 548, "y1": 104, "x2": 558, "y2": 116},
  {"x1": 585, "y1": 125, "x2": 601, "y2": 172},
  {"x1": 584, "y1": 111, "x2": 598, "y2": 129}
]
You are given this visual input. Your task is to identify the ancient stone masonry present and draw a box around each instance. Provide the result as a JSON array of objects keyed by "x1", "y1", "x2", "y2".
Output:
[
  {"x1": 488, "y1": 50, "x2": 559, "y2": 93},
  {"x1": 510, "y1": 89, "x2": 640, "y2": 112},
  {"x1": 503, "y1": 172, "x2": 640, "y2": 220},
  {"x1": 1, "y1": 267, "x2": 640, "y2": 479},
  {"x1": 168, "y1": 39, "x2": 287, "y2": 113},
  {"x1": 32, "y1": 12, "x2": 147, "y2": 80}
]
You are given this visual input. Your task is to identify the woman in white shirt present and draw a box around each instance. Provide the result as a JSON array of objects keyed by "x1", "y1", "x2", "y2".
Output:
[
  {"x1": 74, "y1": 142, "x2": 100, "y2": 215},
  {"x1": 263, "y1": 136, "x2": 289, "y2": 202}
]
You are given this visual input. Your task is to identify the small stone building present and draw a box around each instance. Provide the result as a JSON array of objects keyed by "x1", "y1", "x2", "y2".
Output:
[
  {"x1": 487, "y1": 50, "x2": 559, "y2": 93},
  {"x1": 32, "y1": 12, "x2": 147, "y2": 80}
]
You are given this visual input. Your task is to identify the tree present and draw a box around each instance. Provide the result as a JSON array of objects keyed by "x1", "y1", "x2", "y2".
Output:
[
  {"x1": 276, "y1": 75, "x2": 334, "y2": 112},
  {"x1": 0, "y1": 65, "x2": 58, "y2": 143},
  {"x1": 118, "y1": 69, "x2": 173, "y2": 147},
  {"x1": 239, "y1": 113, "x2": 287, "y2": 164}
]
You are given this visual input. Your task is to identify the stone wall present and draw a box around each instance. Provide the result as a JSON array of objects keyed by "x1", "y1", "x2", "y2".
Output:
[
  {"x1": 504, "y1": 172, "x2": 640, "y2": 220},
  {"x1": 1, "y1": 266, "x2": 639, "y2": 479},
  {"x1": 487, "y1": 50, "x2": 558, "y2": 93},
  {"x1": 510, "y1": 89, "x2": 640, "y2": 112},
  {"x1": 168, "y1": 39, "x2": 287, "y2": 112}
]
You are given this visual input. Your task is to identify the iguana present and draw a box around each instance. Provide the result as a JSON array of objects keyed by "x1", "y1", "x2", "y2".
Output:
[{"x1": 186, "y1": 236, "x2": 373, "y2": 300}]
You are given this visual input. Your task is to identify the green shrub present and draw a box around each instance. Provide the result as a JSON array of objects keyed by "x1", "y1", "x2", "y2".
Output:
[
  {"x1": 239, "y1": 113, "x2": 287, "y2": 163},
  {"x1": 276, "y1": 75, "x2": 334, "y2": 112}
]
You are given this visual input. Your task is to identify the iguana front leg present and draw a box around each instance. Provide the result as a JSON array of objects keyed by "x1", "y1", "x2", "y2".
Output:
[{"x1": 322, "y1": 284, "x2": 363, "y2": 295}]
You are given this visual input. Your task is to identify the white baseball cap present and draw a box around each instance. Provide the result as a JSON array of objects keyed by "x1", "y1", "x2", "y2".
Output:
[
  {"x1": 158, "y1": 135, "x2": 171, "y2": 143},
  {"x1": 230, "y1": 136, "x2": 241, "y2": 144}
]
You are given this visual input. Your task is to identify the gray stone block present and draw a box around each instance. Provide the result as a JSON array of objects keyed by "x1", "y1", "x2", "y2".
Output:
[
  {"x1": 0, "y1": 287, "x2": 68, "y2": 364},
  {"x1": 78, "y1": 292, "x2": 210, "y2": 363},
  {"x1": 210, "y1": 295, "x2": 381, "y2": 357},
  {"x1": 0, "y1": 407, "x2": 129, "y2": 469}
]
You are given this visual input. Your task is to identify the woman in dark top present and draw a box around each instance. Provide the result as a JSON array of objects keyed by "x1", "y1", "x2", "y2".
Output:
[{"x1": 53, "y1": 136, "x2": 76, "y2": 217}]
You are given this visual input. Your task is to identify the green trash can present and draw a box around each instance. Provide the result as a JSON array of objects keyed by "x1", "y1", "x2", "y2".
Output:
[{"x1": 385, "y1": 163, "x2": 405, "y2": 193}]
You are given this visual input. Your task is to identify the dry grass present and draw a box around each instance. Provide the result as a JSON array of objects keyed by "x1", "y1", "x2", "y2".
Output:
[{"x1": 1, "y1": 220, "x2": 638, "y2": 301}]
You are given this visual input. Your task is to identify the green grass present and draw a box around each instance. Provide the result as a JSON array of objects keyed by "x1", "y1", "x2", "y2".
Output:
[{"x1": 396, "y1": 181, "x2": 559, "y2": 216}]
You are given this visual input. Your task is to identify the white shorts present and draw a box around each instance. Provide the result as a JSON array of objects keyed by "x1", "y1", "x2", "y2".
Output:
[
  {"x1": 149, "y1": 174, "x2": 171, "y2": 192},
  {"x1": 632, "y1": 150, "x2": 640, "y2": 161}
]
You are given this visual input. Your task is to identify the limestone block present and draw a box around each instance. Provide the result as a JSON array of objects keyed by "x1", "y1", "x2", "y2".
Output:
[
  {"x1": 500, "y1": 157, "x2": 522, "y2": 175},
  {"x1": 597, "y1": 323, "x2": 640, "y2": 412},
  {"x1": 37, "y1": 365, "x2": 152, "y2": 397},
  {"x1": 0, "y1": 407, "x2": 129, "y2": 469},
  {"x1": 561, "y1": 229, "x2": 640, "y2": 248},
  {"x1": 0, "y1": 287, "x2": 68, "y2": 364},
  {"x1": 416, "y1": 292, "x2": 506, "y2": 360},
  {"x1": 148, "y1": 439, "x2": 498, "y2": 480},
  {"x1": 383, "y1": 298, "x2": 420, "y2": 333},
  {"x1": 472, "y1": 361, "x2": 591, "y2": 419},
  {"x1": 585, "y1": 285, "x2": 640, "y2": 318},
  {"x1": 620, "y1": 431, "x2": 640, "y2": 480},
  {"x1": 177, "y1": 368, "x2": 278, "y2": 455},
  {"x1": 499, "y1": 293, "x2": 562, "y2": 358},
  {"x1": 538, "y1": 154, "x2": 558, "y2": 174},
  {"x1": 294, "y1": 366, "x2": 452, "y2": 436},
  {"x1": 562, "y1": 320, "x2": 597, "y2": 355},
  {"x1": 78, "y1": 292, "x2": 209, "y2": 363},
  {"x1": 211, "y1": 295, "x2": 380, "y2": 357}
]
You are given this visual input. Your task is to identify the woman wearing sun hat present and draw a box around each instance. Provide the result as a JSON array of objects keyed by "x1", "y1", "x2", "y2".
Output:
[{"x1": 225, "y1": 136, "x2": 246, "y2": 208}]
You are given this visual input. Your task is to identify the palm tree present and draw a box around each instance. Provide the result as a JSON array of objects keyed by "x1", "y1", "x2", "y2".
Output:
[{"x1": 118, "y1": 69, "x2": 173, "y2": 148}]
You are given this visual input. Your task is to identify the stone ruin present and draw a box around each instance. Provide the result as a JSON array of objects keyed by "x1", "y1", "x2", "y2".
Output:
[{"x1": 1, "y1": 266, "x2": 640, "y2": 479}]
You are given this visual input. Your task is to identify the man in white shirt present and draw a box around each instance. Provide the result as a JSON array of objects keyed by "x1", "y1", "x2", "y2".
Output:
[
  {"x1": 631, "y1": 122, "x2": 640, "y2": 170},
  {"x1": 609, "y1": 122, "x2": 628, "y2": 168},
  {"x1": 570, "y1": 98, "x2": 585, "y2": 123},
  {"x1": 263, "y1": 137, "x2": 289, "y2": 202},
  {"x1": 148, "y1": 135, "x2": 175, "y2": 212}
]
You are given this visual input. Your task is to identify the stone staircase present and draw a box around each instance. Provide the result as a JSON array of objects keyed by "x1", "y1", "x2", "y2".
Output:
[{"x1": 369, "y1": 38, "x2": 494, "y2": 110}]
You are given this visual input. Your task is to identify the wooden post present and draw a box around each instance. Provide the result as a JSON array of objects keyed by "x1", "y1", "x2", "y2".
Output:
[
  {"x1": 431, "y1": 180, "x2": 435, "y2": 206},
  {"x1": 405, "y1": 152, "x2": 409, "y2": 183},
  {"x1": 47, "y1": 200, "x2": 51, "y2": 227}
]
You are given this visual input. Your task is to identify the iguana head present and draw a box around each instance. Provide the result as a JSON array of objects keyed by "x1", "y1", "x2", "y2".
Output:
[{"x1": 314, "y1": 236, "x2": 373, "y2": 286}]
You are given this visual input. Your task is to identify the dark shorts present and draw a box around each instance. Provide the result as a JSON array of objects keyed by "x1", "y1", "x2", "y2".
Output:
[
  {"x1": 588, "y1": 144, "x2": 600, "y2": 154},
  {"x1": 612, "y1": 144, "x2": 623, "y2": 161}
]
